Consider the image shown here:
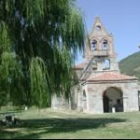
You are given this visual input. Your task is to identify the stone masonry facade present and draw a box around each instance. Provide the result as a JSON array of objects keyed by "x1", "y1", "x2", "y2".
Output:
[{"x1": 51, "y1": 17, "x2": 140, "y2": 114}]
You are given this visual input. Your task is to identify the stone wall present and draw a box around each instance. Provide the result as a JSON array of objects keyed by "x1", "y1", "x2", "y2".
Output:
[
  {"x1": 51, "y1": 85, "x2": 80, "y2": 111},
  {"x1": 79, "y1": 80, "x2": 139, "y2": 114},
  {"x1": 51, "y1": 94, "x2": 71, "y2": 110}
]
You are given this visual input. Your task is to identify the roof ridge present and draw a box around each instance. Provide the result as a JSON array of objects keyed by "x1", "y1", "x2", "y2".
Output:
[{"x1": 87, "y1": 71, "x2": 138, "y2": 81}]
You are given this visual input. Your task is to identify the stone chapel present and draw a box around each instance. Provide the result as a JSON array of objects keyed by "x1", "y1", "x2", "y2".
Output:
[{"x1": 51, "y1": 17, "x2": 140, "y2": 114}]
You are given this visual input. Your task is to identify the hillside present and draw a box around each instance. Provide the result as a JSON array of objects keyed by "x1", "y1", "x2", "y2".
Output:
[{"x1": 119, "y1": 51, "x2": 140, "y2": 81}]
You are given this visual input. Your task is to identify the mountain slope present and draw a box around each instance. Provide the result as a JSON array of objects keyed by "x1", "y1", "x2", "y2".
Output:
[{"x1": 119, "y1": 51, "x2": 140, "y2": 81}]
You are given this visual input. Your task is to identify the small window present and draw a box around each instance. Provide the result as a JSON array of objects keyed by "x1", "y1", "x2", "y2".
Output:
[
  {"x1": 102, "y1": 40, "x2": 108, "y2": 50},
  {"x1": 92, "y1": 60, "x2": 97, "y2": 70},
  {"x1": 91, "y1": 40, "x2": 97, "y2": 50},
  {"x1": 92, "y1": 60, "x2": 96, "y2": 65},
  {"x1": 83, "y1": 90, "x2": 86, "y2": 97},
  {"x1": 95, "y1": 25, "x2": 101, "y2": 31},
  {"x1": 103, "y1": 59, "x2": 110, "y2": 70}
]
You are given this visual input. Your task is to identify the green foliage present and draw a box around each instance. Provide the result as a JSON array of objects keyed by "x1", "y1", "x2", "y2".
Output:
[
  {"x1": 29, "y1": 57, "x2": 49, "y2": 108},
  {"x1": 0, "y1": 22, "x2": 11, "y2": 52},
  {"x1": 0, "y1": 91, "x2": 8, "y2": 109},
  {"x1": 0, "y1": 52, "x2": 26, "y2": 106},
  {"x1": 0, "y1": 0, "x2": 85, "y2": 108},
  {"x1": 119, "y1": 51, "x2": 140, "y2": 81}
]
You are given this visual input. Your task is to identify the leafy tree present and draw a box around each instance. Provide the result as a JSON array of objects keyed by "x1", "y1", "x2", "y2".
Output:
[{"x1": 0, "y1": 0, "x2": 85, "y2": 108}]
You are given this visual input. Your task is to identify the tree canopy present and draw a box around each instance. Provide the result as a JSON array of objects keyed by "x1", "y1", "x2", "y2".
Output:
[{"x1": 0, "y1": 0, "x2": 85, "y2": 108}]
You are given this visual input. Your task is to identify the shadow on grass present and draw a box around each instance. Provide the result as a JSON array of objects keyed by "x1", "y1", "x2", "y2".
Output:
[{"x1": 0, "y1": 117, "x2": 126, "y2": 139}]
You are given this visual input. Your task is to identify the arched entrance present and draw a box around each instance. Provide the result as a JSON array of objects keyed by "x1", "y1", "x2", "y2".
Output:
[{"x1": 103, "y1": 87, "x2": 123, "y2": 113}]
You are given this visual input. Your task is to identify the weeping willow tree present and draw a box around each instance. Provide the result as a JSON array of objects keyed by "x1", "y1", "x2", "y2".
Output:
[{"x1": 0, "y1": 0, "x2": 85, "y2": 108}]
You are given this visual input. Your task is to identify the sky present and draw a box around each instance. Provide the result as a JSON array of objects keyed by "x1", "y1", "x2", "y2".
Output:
[{"x1": 75, "y1": 0, "x2": 140, "y2": 64}]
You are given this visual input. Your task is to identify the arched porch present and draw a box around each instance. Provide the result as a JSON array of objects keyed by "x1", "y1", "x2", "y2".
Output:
[{"x1": 103, "y1": 87, "x2": 124, "y2": 113}]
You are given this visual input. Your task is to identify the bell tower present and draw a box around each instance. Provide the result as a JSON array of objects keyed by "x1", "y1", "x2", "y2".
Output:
[{"x1": 84, "y1": 17, "x2": 119, "y2": 73}]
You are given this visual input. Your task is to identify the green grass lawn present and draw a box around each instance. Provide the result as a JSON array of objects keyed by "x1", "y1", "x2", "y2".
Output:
[{"x1": 0, "y1": 108, "x2": 140, "y2": 139}]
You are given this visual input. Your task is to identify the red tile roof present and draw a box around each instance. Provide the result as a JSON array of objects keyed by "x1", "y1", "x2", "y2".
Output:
[
  {"x1": 73, "y1": 62, "x2": 85, "y2": 69},
  {"x1": 87, "y1": 72, "x2": 138, "y2": 81}
]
